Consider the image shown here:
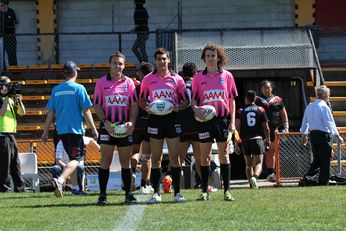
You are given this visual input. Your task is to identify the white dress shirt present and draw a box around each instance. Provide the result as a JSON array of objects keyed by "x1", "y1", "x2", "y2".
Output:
[{"x1": 300, "y1": 99, "x2": 339, "y2": 136}]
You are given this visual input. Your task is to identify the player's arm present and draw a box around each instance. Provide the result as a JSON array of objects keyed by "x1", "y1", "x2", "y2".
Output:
[
  {"x1": 262, "y1": 121, "x2": 270, "y2": 147},
  {"x1": 82, "y1": 108, "x2": 98, "y2": 140},
  {"x1": 280, "y1": 107, "x2": 289, "y2": 132},
  {"x1": 191, "y1": 99, "x2": 205, "y2": 120},
  {"x1": 41, "y1": 110, "x2": 55, "y2": 143},
  {"x1": 228, "y1": 97, "x2": 236, "y2": 133}
]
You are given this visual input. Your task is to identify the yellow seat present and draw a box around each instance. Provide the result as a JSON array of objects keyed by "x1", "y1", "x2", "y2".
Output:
[
  {"x1": 94, "y1": 63, "x2": 110, "y2": 69},
  {"x1": 22, "y1": 95, "x2": 48, "y2": 101},
  {"x1": 25, "y1": 108, "x2": 47, "y2": 116},
  {"x1": 50, "y1": 64, "x2": 64, "y2": 70},
  {"x1": 77, "y1": 64, "x2": 93, "y2": 70},
  {"x1": 24, "y1": 80, "x2": 48, "y2": 85},
  {"x1": 47, "y1": 79, "x2": 64, "y2": 84},
  {"x1": 7, "y1": 65, "x2": 28, "y2": 72},
  {"x1": 28, "y1": 65, "x2": 49, "y2": 71}
]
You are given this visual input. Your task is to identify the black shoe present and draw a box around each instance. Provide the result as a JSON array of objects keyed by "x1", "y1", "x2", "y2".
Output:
[
  {"x1": 97, "y1": 194, "x2": 107, "y2": 206},
  {"x1": 125, "y1": 193, "x2": 137, "y2": 204}
]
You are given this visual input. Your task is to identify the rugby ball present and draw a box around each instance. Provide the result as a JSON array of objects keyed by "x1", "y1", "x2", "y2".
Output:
[
  {"x1": 108, "y1": 122, "x2": 128, "y2": 138},
  {"x1": 195, "y1": 105, "x2": 216, "y2": 122},
  {"x1": 148, "y1": 100, "x2": 174, "y2": 116}
]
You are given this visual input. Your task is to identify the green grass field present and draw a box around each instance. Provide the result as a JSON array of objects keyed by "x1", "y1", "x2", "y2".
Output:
[{"x1": 0, "y1": 186, "x2": 345, "y2": 231}]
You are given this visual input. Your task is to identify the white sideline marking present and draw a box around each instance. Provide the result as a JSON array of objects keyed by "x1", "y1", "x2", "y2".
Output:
[{"x1": 113, "y1": 195, "x2": 148, "y2": 231}]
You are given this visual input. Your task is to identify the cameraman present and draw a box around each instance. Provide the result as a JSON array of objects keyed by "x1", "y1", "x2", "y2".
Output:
[{"x1": 0, "y1": 75, "x2": 25, "y2": 192}]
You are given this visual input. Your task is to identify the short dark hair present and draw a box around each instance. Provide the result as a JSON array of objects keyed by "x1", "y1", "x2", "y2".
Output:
[
  {"x1": 182, "y1": 62, "x2": 197, "y2": 78},
  {"x1": 109, "y1": 52, "x2": 126, "y2": 63},
  {"x1": 154, "y1": 47, "x2": 170, "y2": 60},
  {"x1": 259, "y1": 80, "x2": 273, "y2": 89},
  {"x1": 140, "y1": 62, "x2": 153, "y2": 76},
  {"x1": 245, "y1": 90, "x2": 256, "y2": 102}
]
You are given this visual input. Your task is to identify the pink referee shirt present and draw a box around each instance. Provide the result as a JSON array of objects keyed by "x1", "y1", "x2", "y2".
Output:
[
  {"x1": 140, "y1": 71, "x2": 189, "y2": 106},
  {"x1": 192, "y1": 68, "x2": 238, "y2": 117},
  {"x1": 94, "y1": 74, "x2": 137, "y2": 122}
]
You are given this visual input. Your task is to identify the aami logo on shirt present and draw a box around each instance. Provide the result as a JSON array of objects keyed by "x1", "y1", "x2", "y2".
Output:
[
  {"x1": 105, "y1": 95, "x2": 128, "y2": 107},
  {"x1": 152, "y1": 89, "x2": 175, "y2": 101},
  {"x1": 203, "y1": 89, "x2": 226, "y2": 103}
]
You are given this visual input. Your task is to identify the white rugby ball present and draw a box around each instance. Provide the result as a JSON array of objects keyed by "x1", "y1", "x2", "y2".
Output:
[
  {"x1": 148, "y1": 100, "x2": 175, "y2": 116},
  {"x1": 195, "y1": 105, "x2": 216, "y2": 122}
]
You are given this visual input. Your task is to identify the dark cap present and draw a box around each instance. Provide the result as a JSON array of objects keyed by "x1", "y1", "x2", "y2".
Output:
[{"x1": 63, "y1": 61, "x2": 80, "y2": 74}]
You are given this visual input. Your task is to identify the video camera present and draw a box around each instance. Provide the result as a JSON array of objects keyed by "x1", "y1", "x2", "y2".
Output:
[{"x1": 0, "y1": 82, "x2": 23, "y2": 96}]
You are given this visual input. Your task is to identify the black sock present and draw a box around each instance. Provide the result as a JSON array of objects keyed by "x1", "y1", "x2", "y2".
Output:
[
  {"x1": 131, "y1": 166, "x2": 136, "y2": 174},
  {"x1": 253, "y1": 174, "x2": 259, "y2": 179},
  {"x1": 200, "y1": 166, "x2": 210, "y2": 193},
  {"x1": 141, "y1": 179, "x2": 146, "y2": 187},
  {"x1": 98, "y1": 168, "x2": 109, "y2": 195},
  {"x1": 220, "y1": 164, "x2": 230, "y2": 193},
  {"x1": 151, "y1": 168, "x2": 161, "y2": 195},
  {"x1": 171, "y1": 166, "x2": 181, "y2": 196},
  {"x1": 146, "y1": 180, "x2": 151, "y2": 186},
  {"x1": 267, "y1": 168, "x2": 274, "y2": 175},
  {"x1": 121, "y1": 168, "x2": 132, "y2": 196}
]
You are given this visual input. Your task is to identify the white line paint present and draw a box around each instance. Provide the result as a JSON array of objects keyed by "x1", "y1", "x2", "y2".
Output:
[{"x1": 113, "y1": 195, "x2": 148, "y2": 231}]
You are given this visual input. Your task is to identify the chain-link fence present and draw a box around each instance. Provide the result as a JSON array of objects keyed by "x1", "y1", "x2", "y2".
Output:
[{"x1": 275, "y1": 131, "x2": 346, "y2": 186}]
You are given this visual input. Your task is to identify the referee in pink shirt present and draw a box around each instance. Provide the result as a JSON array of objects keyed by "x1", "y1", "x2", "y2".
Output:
[{"x1": 192, "y1": 44, "x2": 238, "y2": 201}]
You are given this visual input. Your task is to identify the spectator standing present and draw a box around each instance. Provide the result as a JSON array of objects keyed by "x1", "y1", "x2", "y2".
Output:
[
  {"x1": 0, "y1": 0, "x2": 19, "y2": 67},
  {"x1": 131, "y1": 62, "x2": 154, "y2": 194},
  {"x1": 41, "y1": 61, "x2": 98, "y2": 198},
  {"x1": 255, "y1": 80, "x2": 289, "y2": 182},
  {"x1": 191, "y1": 44, "x2": 238, "y2": 201},
  {"x1": 139, "y1": 48, "x2": 190, "y2": 203},
  {"x1": 0, "y1": 75, "x2": 25, "y2": 192},
  {"x1": 94, "y1": 52, "x2": 138, "y2": 205},
  {"x1": 178, "y1": 62, "x2": 202, "y2": 186},
  {"x1": 235, "y1": 90, "x2": 270, "y2": 189},
  {"x1": 132, "y1": 0, "x2": 149, "y2": 64},
  {"x1": 300, "y1": 85, "x2": 343, "y2": 185}
]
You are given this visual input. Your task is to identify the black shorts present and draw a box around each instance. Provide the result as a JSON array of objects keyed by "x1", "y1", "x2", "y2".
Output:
[
  {"x1": 180, "y1": 116, "x2": 199, "y2": 142},
  {"x1": 198, "y1": 117, "x2": 229, "y2": 143},
  {"x1": 132, "y1": 117, "x2": 150, "y2": 144},
  {"x1": 147, "y1": 113, "x2": 181, "y2": 139},
  {"x1": 241, "y1": 139, "x2": 265, "y2": 156},
  {"x1": 98, "y1": 128, "x2": 133, "y2": 147},
  {"x1": 59, "y1": 134, "x2": 85, "y2": 161}
]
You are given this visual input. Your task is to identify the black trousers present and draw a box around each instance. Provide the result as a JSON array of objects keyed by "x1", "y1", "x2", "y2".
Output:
[
  {"x1": 0, "y1": 135, "x2": 24, "y2": 192},
  {"x1": 4, "y1": 35, "x2": 18, "y2": 66},
  {"x1": 305, "y1": 130, "x2": 332, "y2": 185},
  {"x1": 132, "y1": 32, "x2": 148, "y2": 63}
]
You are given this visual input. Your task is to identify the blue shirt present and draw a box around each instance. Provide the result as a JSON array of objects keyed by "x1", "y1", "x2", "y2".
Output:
[
  {"x1": 46, "y1": 81, "x2": 92, "y2": 135},
  {"x1": 300, "y1": 99, "x2": 339, "y2": 136}
]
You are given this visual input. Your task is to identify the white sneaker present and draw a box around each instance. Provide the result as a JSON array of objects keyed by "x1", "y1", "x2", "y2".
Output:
[
  {"x1": 249, "y1": 176, "x2": 258, "y2": 189},
  {"x1": 146, "y1": 185, "x2": 154, "y2": 193},
  {"x1": 51, "y1": 178, "x2": 64, "y2": 197},
  {"x1": 140, "y1": 186, "x2": 151, "y2": 194},
  {"x1": 267, "y1": 173, "x2": 276, "y2": 182},
  {"x1": 174, "y1": 193, "x2": 187, "y2": 203},
  {"x1": 147, "y1": 193, "x2": 161, "y2": 204}
]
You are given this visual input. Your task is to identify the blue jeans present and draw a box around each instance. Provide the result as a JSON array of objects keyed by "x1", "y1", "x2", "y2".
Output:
[{"x1": 51, "y1": 164, "x2": 84, "y2": 190}]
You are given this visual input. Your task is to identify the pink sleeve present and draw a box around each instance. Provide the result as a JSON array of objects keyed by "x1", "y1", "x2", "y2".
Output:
[
  {"x1": 93, "y1": 79, "x2": 103, "y2": 106},
  {"x1": 128, "y1": 79, "x2": 137, "y2": 104},
  {"x1": 227, "y1": 73, "x2": 238, "y2": 98}
]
